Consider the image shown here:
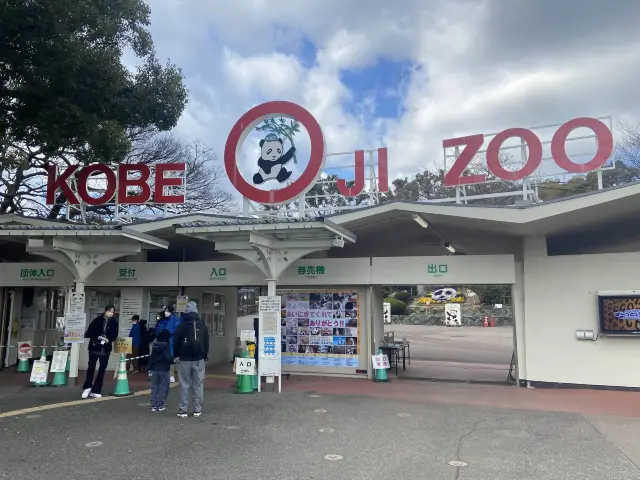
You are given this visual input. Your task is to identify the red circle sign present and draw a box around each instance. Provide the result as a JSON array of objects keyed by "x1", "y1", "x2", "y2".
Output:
[{"x1": 224, "y1": 101, "x2": 326, "y2": 205}]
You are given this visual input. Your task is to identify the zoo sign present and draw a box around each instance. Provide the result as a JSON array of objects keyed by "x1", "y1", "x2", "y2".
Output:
[
  {"x1": 443, "y1": 117, "x2": 614, "y2": 186},
  {"x1": 224, "y1": 101, "x2": 326, "y2": 205},
  {"x1": 45, "y1": 163, "x2": 186, "y2": 205},
  {"x1": 224, "y1": 101, "x2": 389, "y2": 205}
]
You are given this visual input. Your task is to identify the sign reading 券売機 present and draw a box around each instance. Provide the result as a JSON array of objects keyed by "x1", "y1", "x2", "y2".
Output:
[{"x1": 224, "y1": 101, "x2": 388, "y2": 206}]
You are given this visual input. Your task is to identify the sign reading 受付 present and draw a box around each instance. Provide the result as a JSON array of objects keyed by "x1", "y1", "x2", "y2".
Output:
[{"x1": 235, "y1": 357, "x2": 255, "y2": 376}]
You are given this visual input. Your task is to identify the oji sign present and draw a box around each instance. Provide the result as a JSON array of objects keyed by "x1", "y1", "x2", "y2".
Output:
[
  {"x1": 442, "y1": 117, "x2": 614, "y2": 186},
  {"x1": 45, "y1": 163, "x2": 186, "y2": 205},
  {"x1": 224, "y1": 101, "x2": 388, "y2": 205}
]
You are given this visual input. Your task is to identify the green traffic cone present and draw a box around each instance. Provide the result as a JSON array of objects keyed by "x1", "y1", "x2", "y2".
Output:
[
  {"x1": 236, "y1": 351, "x2": 254, "y2": 394},
  {"x1": 30, "y1": 347, "x2": 50, "y2": 387},
  {"x1": 374, "y1": 348, "x2": 389, "y2": 383},
  {"x1": 16, "y1": 352, "x2": 30, "y2": 373},
  {"x1": 110, "y1": 354, "x2": 133, "y2": 397}
]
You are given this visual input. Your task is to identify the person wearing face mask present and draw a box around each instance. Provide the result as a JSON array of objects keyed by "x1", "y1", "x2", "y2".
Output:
[
  {"x1": 154, "y1": 305, "x2": 181, "y2": 383},
  {"x1": 82, "y1": 305, "x2": 119, "y2": 399}
]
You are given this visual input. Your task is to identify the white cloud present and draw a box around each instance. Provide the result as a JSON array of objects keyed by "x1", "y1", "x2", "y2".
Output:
[{"x1": 146, "y1": 0, "x2": 640, "y2": 197}]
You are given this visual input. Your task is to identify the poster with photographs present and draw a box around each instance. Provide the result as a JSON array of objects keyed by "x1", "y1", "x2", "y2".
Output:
[{"x1": 279, "y1": 290, "x2": 359, "y2": 368}]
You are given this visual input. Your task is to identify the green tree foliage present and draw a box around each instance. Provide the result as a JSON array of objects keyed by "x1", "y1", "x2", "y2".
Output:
[
  {"x1": 0, "y1": 0, "x2": 188, "y2": 217},
  {"x1": 392, "y1": 291, "x2": 410, "y2": 303},
  {"x1": 466, "y1": 285, "x2": 510, "y2": 305}
]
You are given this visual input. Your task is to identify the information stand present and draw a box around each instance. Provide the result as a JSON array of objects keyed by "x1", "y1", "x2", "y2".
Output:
[{"x1": 257, "y1": 296, "x2": 282, "y2": 393}]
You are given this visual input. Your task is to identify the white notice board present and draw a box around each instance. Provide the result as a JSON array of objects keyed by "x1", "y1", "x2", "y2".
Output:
[{"x1": 258, "y1": 296, "x2": 282, "y2": 393}]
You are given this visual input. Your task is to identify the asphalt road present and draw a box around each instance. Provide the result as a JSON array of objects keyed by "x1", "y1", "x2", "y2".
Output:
[
  {"x1": 1, "y1": 387, "x2": 638, "y2": 480},
  {"x1": 386, "y1": 324, "x2": 514, "y2": 365},
  {"x1": 238, "y1": 316, "x2": 513, "y2": 366}
]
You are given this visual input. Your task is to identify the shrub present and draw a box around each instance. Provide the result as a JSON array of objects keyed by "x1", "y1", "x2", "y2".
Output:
[
  {"x1": 384, "y1": 297, "x2": 407, "y2": 315},
  {"x1": 393, "y1": 291, "x2": 410, "y2": 303}
]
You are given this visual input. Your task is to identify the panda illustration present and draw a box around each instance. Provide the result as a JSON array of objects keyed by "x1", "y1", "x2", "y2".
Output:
[{"x1": 252, "y1": 133, "x2": 296, "y2": 185}]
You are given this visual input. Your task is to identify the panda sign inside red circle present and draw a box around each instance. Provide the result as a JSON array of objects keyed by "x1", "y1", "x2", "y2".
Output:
[{"x1": 224, "y1": 101, "x2": 326, "y2": 205}]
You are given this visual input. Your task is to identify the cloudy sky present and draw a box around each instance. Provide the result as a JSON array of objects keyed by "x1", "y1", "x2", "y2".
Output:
[{"x1": 144, "y1": 0, "x2": 640, "y2": 199}]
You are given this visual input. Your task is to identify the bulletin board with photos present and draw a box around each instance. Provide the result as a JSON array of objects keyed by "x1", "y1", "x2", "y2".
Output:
[{"x1": 279, "y1": 290, "x2": 359, "y2": 368}]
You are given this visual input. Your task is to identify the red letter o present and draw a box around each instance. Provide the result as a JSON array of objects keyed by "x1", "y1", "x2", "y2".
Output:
[
  {"x1": 77, "y1": 164, "x2": 117, "y2": 206},
  {"x1": 486, "y1": 128, "x2": 543, "y2": 181},
  {"x1": 551, "y1": 117, "x2": 613, "y2": 173}
]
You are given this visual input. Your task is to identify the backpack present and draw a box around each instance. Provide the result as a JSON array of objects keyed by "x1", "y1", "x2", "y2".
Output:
[{"x1": 179, "y1": 320, "x2": 206, "y2": 359}]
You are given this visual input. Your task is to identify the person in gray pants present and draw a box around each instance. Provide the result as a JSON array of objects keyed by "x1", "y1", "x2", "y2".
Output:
[
  {"x1": 173, "y1": 301, "x2": 209, "y2": 418},
  {"x1": 149, "y1": 329, "x2": 174, "y2": 411}
]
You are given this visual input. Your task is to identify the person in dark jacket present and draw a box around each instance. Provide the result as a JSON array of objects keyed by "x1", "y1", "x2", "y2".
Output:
[
  {"x1": 82, "y1": 305, "x2": 118, "y2": 399},
  {"x1": 173, "y1": 301, "x2": 209, "y2": 418},
  {"x1": 138, "y1": 319, "x2": 151, "y2": 372},
  {"x1": 155, "y1": 305, "x2": 181, "y2": 383},
  {"x1": 149, "y1": 329, "x2": 174, "y2": 412},
  {"x1": 128, "y1": 315, "x2": 141, "y2": 373}
]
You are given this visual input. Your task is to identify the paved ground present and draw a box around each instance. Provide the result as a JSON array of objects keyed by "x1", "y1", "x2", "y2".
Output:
[
  {"x1": 238, "y1": 315, "x2": 515, "y2": 383},
  {"x1": 386, "y1": 324, "x2": 514, "y2": 383},
  {"x1": 1, "y1": 380, "x2": 640, "y2": 480}
]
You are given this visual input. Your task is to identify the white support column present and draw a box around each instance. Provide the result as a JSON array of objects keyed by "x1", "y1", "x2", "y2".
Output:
[
  {"x1": 69, "y1": 281, "x2": 85, "y2": 382},
  {"x1": 266, "y1": 279, "x2": 277, "y2": 297}
]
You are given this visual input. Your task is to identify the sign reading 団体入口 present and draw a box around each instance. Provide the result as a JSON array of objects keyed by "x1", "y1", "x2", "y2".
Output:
[{"x1": 20, "y1": 268, "x2": 55, "y2": 281}]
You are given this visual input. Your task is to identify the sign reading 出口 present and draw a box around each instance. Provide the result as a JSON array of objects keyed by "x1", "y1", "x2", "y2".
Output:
[
  {"x1": 21, "y1": 268, "x2": 54, "y2": 281},
  {"x1": 428, "y1": 264, "x2": 448, "y2": 277},
  {"x1": 297, "y1": 265, "x2": 326, "y2": 277},
  {"x1": 209, "y1": 267, "x2": 227, "y2": 280}
]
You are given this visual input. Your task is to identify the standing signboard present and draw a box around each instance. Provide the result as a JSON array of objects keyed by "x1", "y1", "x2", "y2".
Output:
[
  {"x1": 176, "y1": 295, "x2": 189, "y2": 313},
  {"x1": 444, "y1": 303, "x2": 462, "y2": 327},
  {"x1": 64, "y1": 292, "x2": 86, "y2": 343},
  {"x1": 383, "y1": 302, "x2": 391, "y2": 324},
  {"x1": 50, "y1": 350, "x2": 69, "y2": 373},
  {"x1": 258, "y1": 296, "x2": 281, "y2": 393}
]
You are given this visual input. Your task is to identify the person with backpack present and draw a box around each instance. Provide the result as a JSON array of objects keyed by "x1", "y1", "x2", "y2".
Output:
[
  {"x1": 149, "y1": 329, "x2": 175, "y2": 412},
  {"x1": 155, "y1": 305, "x2": 181, "y2": 383},
  {"x1": 173, "y1": 301, "x2": 209, "y2": 418}
]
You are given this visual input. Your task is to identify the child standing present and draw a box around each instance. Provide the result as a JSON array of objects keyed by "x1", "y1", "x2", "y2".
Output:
[{"x1": 149, "y1": 329, "x2": 174, "y2": 412}]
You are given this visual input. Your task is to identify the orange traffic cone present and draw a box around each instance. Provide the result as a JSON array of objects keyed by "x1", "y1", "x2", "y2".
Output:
[
  {"x1": 490, "y1": 315, "x2": 495, "y2": 327},
  {"x1": 483, "y1": 316, "x2": 489, "y2": 327}
]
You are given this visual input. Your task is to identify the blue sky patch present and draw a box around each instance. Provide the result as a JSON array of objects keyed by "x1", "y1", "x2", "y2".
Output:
[{"x1": 340, "y1": 59, "x2": 413, "y2": 119}]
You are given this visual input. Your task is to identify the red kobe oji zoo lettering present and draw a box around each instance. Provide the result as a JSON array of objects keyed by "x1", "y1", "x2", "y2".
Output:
[
  {"x1": 443, "y1": 117, "x2": 614, "y2": 186},
  {"x1": 336, "y1": 148, "x2": 389, "y2": 197},
  {"x1": 45, "y1": 163, "x2": 186, "y2": 205}
]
